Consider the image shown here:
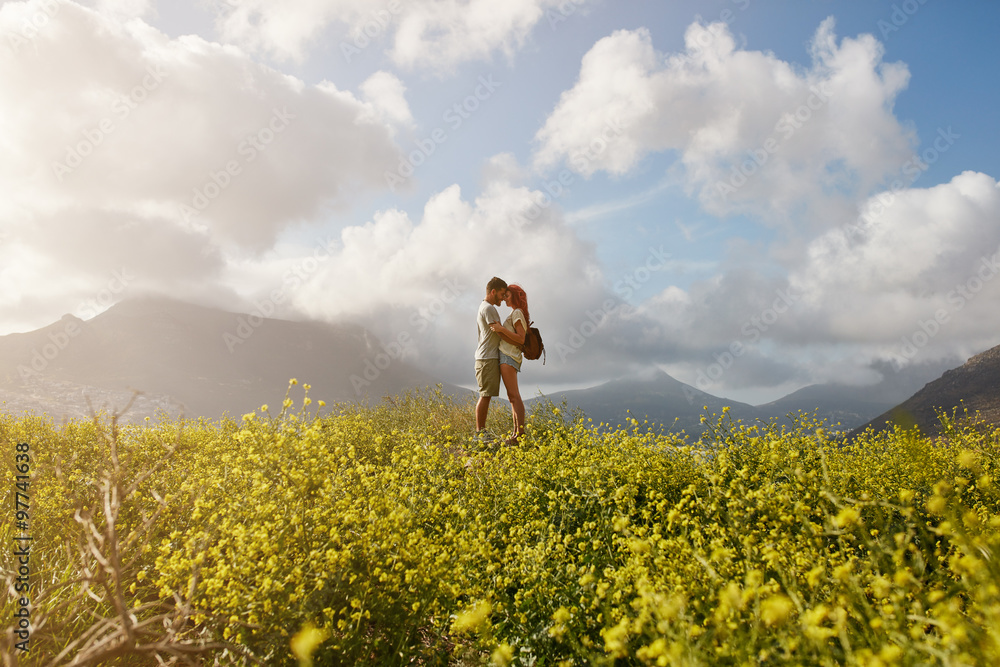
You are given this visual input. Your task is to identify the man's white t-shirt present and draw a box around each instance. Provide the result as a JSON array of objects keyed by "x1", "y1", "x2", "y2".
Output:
[{"x1": 476, "y1": 300, "x2": 501, "y2": 360}]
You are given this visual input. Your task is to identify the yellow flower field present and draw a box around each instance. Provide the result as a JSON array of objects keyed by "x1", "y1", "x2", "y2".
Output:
[{"x1": 2, "y1": 384, "x2": 998, "y2": 665}]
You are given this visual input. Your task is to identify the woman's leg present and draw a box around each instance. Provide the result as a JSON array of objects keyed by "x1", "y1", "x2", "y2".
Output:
[{"x1": 500, "y1": 362, "x2": 524, "y2": 443}]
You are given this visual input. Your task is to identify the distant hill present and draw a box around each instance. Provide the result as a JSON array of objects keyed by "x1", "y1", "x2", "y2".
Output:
[
  {"x1": 757, "y1": 358, "x2": 958, "y2": 429},
  {"x1": 528, "y1": 361, "x2": 955, "y2": 437},
  {"x1": 853, "y1": 344, "x2": 1000, "y2": 437},
  {"x1": 1, "y1": 296, "x2": 979, "y2": 434},
  {"x1": 0, "y1": 297, "x2": 469, "y2": 422},
  {"x1": 527, "y1": 369, "x2": 761, "y2": 436}
]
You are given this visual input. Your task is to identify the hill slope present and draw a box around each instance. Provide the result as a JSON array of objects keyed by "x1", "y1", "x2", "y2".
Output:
[
  {"x1": 529, "y1": 361, "x2": 955, "y2": 436},
  {"x1": 0, "y1": 297, "x2": 467, "y2": 421},
  {"x1": 757, "y1": 358, "x2": 958, "y2": 429},
  {"x1": 853, "y1": 344, "x2": 1000, "y2": 436},
  {"x1": 527, "y1": 369, "x2": 760, "y2": 436}
]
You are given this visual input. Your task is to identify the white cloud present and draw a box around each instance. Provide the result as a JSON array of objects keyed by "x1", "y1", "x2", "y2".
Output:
[
  {"x1": 1, "y1": 1, "x2": 402, "y2": 241},
  {"x1": 533, "y1": 18, "x2": 916, "y2": 231},
  {"x1": 388, "y1": 0, "x2": 559, "y2": 73},
  {"x1": 93, "y1": 0, "x2": 154, "y2": 19},
  {"x1": 628, "y1": 172, "x2": 1000, "y2": 390},
  {"x1": 360, "y1": 70, "x2": 414, "y2": 130},
  {"x1": 210, "y1": 0, "x2": 594, "y2": 72},
  {"x1": 788, "y1": 171, "x2": 1000, "y2": 356},
  {"x1": 296, "y1": 180, "x2": 602, "y2": 318},
  {"x1": 288, "y1": 178, "x2": 647, "y2": 386},
  {"x1": 212, "y1": 0, "x2": 372, "y2": 63},
  {"x1": 0, "y1": 0, "x2": 405, "y2": 328}
]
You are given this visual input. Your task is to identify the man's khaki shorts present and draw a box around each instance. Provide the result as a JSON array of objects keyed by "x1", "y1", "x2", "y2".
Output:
[{"x1": 475, "y1": 358, "x2": 500, "y2": 397}]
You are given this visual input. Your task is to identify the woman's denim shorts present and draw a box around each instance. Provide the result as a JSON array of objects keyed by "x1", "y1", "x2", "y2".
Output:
[{"x1": 499, "y1": 352, "x2": 521, "y2": 372}]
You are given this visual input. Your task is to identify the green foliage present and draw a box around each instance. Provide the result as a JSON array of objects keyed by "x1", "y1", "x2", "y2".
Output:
[{"x1": 2, "y1": 384, "x2": 999, "y2": 665}]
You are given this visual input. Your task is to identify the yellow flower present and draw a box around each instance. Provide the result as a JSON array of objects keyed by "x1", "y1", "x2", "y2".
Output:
[
  {"x1": 801, "y1": 605, "x2": 835, "y2": 640},
  {"x1": 491, "y1": 643, "x2": 514, "y2": 666},
  {"x1": 549, "y1": 606, "x2": 572, "y2": 639},
  {"x1": 956, "y1": 449, "x2": 977, "y2": 468},
  {"x1": 760, "y1": 594, "x2": 794, "y2": 627},
  {"x1": 290, "y1": 623, "x2": 328, "y2": 666},
  {"x1": 834, "y1": 506, "x2": 861, "y2": 528},
  {"x1": 878, "y1": 644, "x2": 903, "y2": 662},
  {"x1": 870, "y1": 576, "x2": 891, "y2": 599},
  {"x1": 926, "y1": 496, "x2": 947, "y2": 515},
  {"x1": 602, "y1": 618, "x2": 630, "y2": 657},
  {"x1": 833, "y1": 562, "x2": 853, "y2": 583},
  {"x1": 452, "y1": 599, "x2": 492, "y2": 634},
  {"x1": 628, "y1": 538, "x2": 650, "y2": 554}
]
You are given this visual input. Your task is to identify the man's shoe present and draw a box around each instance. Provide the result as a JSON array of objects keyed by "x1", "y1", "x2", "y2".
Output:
[{"x1": 470, "y1": 431, "x2": 494, "y2": 452}]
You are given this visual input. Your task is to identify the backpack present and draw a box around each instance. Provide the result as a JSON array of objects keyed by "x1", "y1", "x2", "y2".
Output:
[{"x1": 521, "y1": 321, "x2": 545, "y2": 364}]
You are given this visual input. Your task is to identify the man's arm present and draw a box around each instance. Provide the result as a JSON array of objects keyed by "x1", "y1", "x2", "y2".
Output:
[{"x1": 490, "y1": 319, "x2": 526, "y2": 346}]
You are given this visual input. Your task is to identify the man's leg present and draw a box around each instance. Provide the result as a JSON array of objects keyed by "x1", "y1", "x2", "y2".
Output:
[
  {"x1": 474, "y1": 358, "x2": 500, "y2": 433},
  {"x1": 475, "y1": 396, "x2": 491, "y2": 431}
]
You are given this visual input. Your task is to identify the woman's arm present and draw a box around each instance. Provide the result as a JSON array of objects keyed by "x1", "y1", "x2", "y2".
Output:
[{"x1": 489, "y1": 319, "x2": 526, "y2": 346}]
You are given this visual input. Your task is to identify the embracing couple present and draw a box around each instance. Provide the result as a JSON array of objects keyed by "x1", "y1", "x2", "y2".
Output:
[{"x1": 475, "y1": 276, "x2": 530, "y2": 446}]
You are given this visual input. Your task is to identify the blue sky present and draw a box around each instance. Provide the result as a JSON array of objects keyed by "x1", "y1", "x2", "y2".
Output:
[{"x1": 2, "y1": 0, "x2": 999, "y2": 404}]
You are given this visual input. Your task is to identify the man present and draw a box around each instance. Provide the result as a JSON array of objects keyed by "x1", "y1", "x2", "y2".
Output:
[{"x1": 475, "y1": 276, "x2": 507, "y2": 436}]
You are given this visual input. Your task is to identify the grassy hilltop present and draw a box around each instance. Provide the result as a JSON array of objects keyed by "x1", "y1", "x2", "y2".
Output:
[{"x1": 2, "y1": 384, "x2": 999, "y2": 665}]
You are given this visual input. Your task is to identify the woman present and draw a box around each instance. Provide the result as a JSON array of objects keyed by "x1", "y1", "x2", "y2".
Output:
[{"x1": 489, "y1": 284, "x2": 529, "y2": 445}]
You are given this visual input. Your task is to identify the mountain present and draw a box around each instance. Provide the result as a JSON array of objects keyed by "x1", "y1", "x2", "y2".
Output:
[
  {"x1": 757, "y1": 358, "x2": 958, "y2": 429},
  {"x1": 4, "y1": 297, "x2": 986, "y2": 434},
  {"x1": 526, "y1": 360, "x2": 956, "y2": 437},
  {"x1": 0, "y1": 297, "x2": 470, "y2": 422},
  {"x1": 526, "y1": 369, "x2": 761, "y2": 436},
  {"x1": 853, "y1": 344, "x2": 1000, "y2": 437}
]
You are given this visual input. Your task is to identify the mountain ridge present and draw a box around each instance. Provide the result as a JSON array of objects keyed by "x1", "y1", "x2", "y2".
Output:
[
  {"x1": 2, "y1": 298, "x2": 994, "y2": 434},
  {"x1": 853, "y1": 344, "x2": 1000, "y2": 436},
  {"x1": 0, "y1": 296, "x2": 468, "y2": 421}
]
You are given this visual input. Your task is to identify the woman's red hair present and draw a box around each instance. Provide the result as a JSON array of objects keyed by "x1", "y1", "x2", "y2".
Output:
[{"x1": 507, "y1": 284, "x2": 529, "y2": 325}]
